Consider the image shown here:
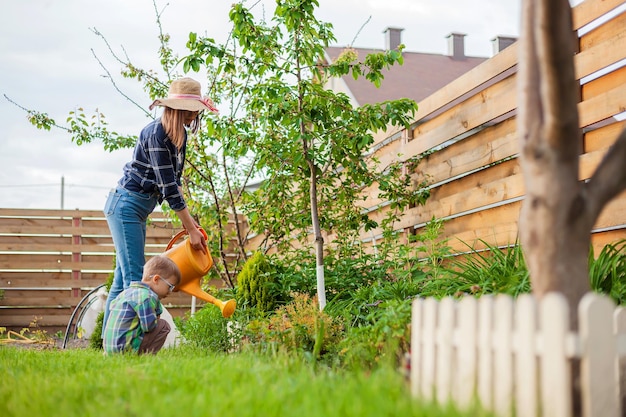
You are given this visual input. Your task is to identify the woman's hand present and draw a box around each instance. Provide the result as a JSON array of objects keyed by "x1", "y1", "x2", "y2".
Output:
[
  {"x1": 175, "y1": 207, "x2": 207, "y2": 254},
  {"x1": 187, "y1": 226, "x2": 207, "y2": 254}
]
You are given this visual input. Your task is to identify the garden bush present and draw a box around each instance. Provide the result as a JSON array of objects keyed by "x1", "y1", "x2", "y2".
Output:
[{"x1": 236, "y1": 251, "x2": 283, "y2": 312}]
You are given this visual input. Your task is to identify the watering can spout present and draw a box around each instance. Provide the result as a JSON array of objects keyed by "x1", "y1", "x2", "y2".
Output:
[{"x1": 163, "y1": 228, "x2": 236, "y2": 318}]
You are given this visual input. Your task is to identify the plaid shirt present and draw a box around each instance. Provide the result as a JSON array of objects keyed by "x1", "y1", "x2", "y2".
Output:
[
  {"x1": 103, "y1": 282, "x2": 164, "y2": 354},
  {"x1": 119, "y1": 118, "x2": 187, "y2": 211}
]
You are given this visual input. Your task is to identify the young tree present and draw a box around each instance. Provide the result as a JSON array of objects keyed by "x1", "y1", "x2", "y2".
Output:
[
  {"x1": 517, "y1": 0, "x2": 626, "y2": 319},
  {"x1": 183, "y1": 0, "x2": 418, "y2": 309}
]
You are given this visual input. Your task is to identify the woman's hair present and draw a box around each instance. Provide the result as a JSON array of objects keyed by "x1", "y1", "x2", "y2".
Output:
[
  {"x1": 161, "y1": 107, "x2": 201, "y2": 149},
  {"x1": 143, "y1": 255, "x2": 182, "y2": 285}
]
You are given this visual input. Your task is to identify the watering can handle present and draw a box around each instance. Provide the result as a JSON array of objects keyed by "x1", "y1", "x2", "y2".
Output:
[{"x1": 166, "y1": 227, "x2": 208, "y2": 251}]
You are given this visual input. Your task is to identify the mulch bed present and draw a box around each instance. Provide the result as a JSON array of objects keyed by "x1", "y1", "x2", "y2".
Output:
[{"x1": 1, "y1": 333, "x2": 91, "y2": 350}]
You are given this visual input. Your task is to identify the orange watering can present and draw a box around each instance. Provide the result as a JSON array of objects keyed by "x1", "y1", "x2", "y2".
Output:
[{"x1": 163, "y1": 228, "x2": 236, "y2": 318}]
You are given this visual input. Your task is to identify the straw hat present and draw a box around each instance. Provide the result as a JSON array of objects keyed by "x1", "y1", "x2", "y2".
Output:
[{"x1": 149, "y1": 77, "x2": 218, "y2": 113}]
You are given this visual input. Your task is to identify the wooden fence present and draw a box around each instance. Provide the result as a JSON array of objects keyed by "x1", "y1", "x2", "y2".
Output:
[
  {"x1": 0, "y1": 208, "x2": 211, "y2": 333},
  {"x1": 250, "y1": 0, "x2": 626, "y2": 255},
  {"x1": 410, "y1": 292, "x2": 625, "y2": 417}
]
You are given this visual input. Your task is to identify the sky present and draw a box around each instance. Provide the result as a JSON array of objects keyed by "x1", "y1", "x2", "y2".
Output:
[{"x1": 0, "y1": 0, "x2": 525, "y2": 211}]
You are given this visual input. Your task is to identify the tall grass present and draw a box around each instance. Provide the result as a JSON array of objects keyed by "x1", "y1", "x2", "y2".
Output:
[
  {"x1": 0, "y1": 346, "x2": 491, "y2": 417},
  {"x1": 589, "y1": 239, "x2": 626, "y2": 304}
]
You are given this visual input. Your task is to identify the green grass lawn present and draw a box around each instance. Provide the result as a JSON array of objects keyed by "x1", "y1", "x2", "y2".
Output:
[{"x1": 0, "y1": 345, "x2": 490, "y2": 417}]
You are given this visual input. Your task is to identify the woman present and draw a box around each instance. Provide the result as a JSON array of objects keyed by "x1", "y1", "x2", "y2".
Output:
[{"x1": 102, "y1": 77, "x2": 218, "y2": 332}]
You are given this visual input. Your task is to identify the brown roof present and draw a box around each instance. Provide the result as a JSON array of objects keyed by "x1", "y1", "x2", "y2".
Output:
[{"x1": 324, "y1": 47, "x2": 487, "y2": 106}]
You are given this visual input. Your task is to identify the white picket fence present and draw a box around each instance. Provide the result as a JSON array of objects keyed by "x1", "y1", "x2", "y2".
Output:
[{"x1": 410, "y1": 292, "x2": 625, "y2": 417}]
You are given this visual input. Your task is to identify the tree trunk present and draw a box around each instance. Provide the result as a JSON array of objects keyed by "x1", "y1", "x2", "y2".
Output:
[
  {"x1": 309, "y1": 161, "x2": 327, "y2": 310},
  {"x1": 518, "y1": 0, "x2": 626, "y2": 323}
]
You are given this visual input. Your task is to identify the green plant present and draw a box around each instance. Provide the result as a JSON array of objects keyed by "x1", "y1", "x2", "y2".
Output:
[
  {"x1": 338, "y1": 298, "x2": 412, "y2": 370},
  {"x1": 246, "y1": 293, "x2": 344, "y2": 362},
  {"x1": 236, "y1": 251, "x2": 281, "y2": 312},
  {"x1": 87, "y1": 257, "x2": 116, "y2": 350},
  {"x1": 176, "y1": 304, "x2": 237, "y2": 353},
  {"x1": 589, "y1": 239, "x2": 626, "y2": 304},
  {"x1": 89, "y1": 312, "x2": 104, "y2": 350},
  {"x1": 426, "y1": 239, "x2": 530, "y2": 299}
]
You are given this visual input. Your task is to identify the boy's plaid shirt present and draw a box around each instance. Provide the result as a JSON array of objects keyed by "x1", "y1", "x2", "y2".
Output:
[{"x1": 103, "y1": 282, "x2": 163, "y2": 353}]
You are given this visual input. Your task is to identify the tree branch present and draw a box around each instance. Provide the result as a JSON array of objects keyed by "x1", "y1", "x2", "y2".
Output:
[
  {"x1": 585, "y1": 126, "x2": 626, "y2": 220},
  {"x1": 90, "y1": 49, "x2": 152, "y2": 118}
]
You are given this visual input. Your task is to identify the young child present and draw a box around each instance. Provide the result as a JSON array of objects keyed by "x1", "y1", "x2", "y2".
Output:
[{"x1": 103, "y1": 255, "x2": 182, "y2": 355}]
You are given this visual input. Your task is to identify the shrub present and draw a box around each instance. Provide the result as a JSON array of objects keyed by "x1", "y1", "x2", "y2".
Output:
[
  {"x1": 88, "y1": 257, "x2": 115, "y2": 350},
  {"x1": 236, "y1": 251, "x2": 282, "y2": 312},
  {"x1": 244, "y1": 293, "x2": 344, "y2": 362},
  {"x1": 89, "y1": 312, "x2": 104, "y2": 349}
]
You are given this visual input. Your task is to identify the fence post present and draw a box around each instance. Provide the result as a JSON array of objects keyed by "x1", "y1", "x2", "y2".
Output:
[
  {"x1": 455, "y1": 296, "x2": 478, "y2": 409},
  {"x1": 615, "y1": 307, "x2": 626, "y2": 415},
  {"x1": 540, "y1": 293, "x2": 572, "y2": 417},
  {"x1": 515, "y1": 294, "x2": 539, "y2": 417},
  {"x1": 579, "y1": 293, "x2": 619, "y2": 417},
  {"x1": 71, "y1": 213, "x2": 82, "y2": 298},
  {"x1": 477, "y1": 295, "x2": 494, "y2": 410},
  {"x1": 421, "y1": 297, "x2": 438, "y2": 401},
  {"x1": 494, "y1": 294, "x2": 514, "y2": 417},
  {"x1": 410, "y1": 298, "x2": 423, "y2": 398},
  {"x1": 436, "y1": 297, "x2": 455, "y2": 405}
]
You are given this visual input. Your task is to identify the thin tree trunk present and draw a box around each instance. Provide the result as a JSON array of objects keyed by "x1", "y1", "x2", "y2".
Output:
[{"x1": 309, "y1": 163, "x2": 326, "y2": 310}]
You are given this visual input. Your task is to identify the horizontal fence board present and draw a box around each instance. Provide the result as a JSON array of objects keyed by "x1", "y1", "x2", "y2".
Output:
[
  {"x1": 590, "y1": 229, "x2": 626, "y2": 251},
  {"x1": 0, "y1": 243, "x2": 116, "y2": 253},
  {"x1": 0, "y1": 209, "x2": 104, "y2": 218},
  {"x1": 579, "y1": 82, "x2": 626, "y2": 128},
  {"x1": 0, "y1": 208, "x2": 174, "y2": 221},
  {"x1": 0, "y1": 279, "x2": 107, "y2": 289},
  {"x1": 363, "y1": 117, "x2": 519, "y2": 210},
  {"x1": 0, "y1": 260, "x2": 116, "y2": 271},
  {"x1": 584, "y1": 121, "x2": 626, "y2": 153},
  {"x1": 572, "y1": 0, "x2": 625, "y2": 30},
  {"x1": 416, "y1": 117, "x2": 518, "y2": 185},
  {"x1": 574, "y1": 19, "x2": 626, "y2": 80},
  {"x1": 595, "y1": 191, "x2": 626, "y2": 229},
  {"x1": 0, "y1": 253, "x2": 112, "y2": 263},
  {"x1": 580, "y1": 6, "x2": 626, "y2": 50},
  {"x1": 365, "y1": 163, "x2": 524, "y2": 238},
  {"x1": 0, "y1": 217, "x2": 107, "y2": 229},
  {"x1": 399, "y1": 74, "x2": 518, "y2": 164},
  {"x1": 0, "y1": 291, "x2": 205, "y2": 307},
  {"x1": 580, "y1": 147, "x2": 610, "y2": 179},
  {"x1": 582, "y1": 65, "x2": 626, "y2": 102},
  {"x1": 0, "y1": 271, "x2": 109, "y2": 280},
  {"x1": 0, "y1": 306, "x2": 199, "y2": 329},
  {"x1": 414, "y1": 41, "x2": 518, "y2": 122},
  {"x1": 0, "y1": 224, "x2": 179, "y2": 238}
]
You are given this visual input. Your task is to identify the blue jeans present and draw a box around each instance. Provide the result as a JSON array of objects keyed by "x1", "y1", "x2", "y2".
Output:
[{"x1": 101, "y1": 187, "x2": 158, "y2": 335}]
